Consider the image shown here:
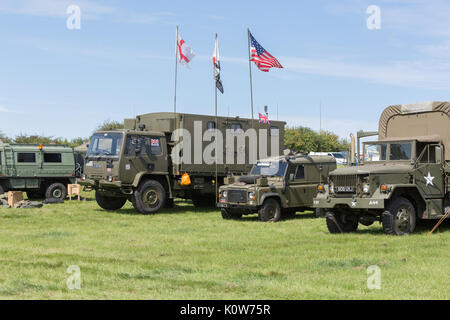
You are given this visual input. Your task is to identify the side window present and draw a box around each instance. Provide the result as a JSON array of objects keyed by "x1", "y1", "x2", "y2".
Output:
[
  {"x1": 295, "y1": 165, "x2": 305, "y2": 180},
  {"x1": 230, "y1": 123, "x2": 243, "y2": 134},
  {"x1": 125, "y1": 135, "x2": 139, "y2": 155},
  {"x1": 17, "y1": 153, "x2": 36, "y2": 163},
  {"x1": 206, "y1": 121, "x2": 216, "y2": 131},
  {"x1": 149, "y1": 138, "x2": 162, "y2": 155},
  {"x1": 125, "y1": 136, "x2": 162, "y2": 156},
  {"x1": 44, "y1": 153, "x2": 62, "y2": 163}
]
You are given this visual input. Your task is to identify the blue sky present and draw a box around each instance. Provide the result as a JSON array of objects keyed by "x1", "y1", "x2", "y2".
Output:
[{"x1": 1, "y1": 0, "x2": 450, "y2": 140}]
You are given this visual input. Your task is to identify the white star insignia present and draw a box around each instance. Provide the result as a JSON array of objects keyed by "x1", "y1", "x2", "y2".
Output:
[{"x1": 424, "y1": 172, "x2": 435, "y2": 186}]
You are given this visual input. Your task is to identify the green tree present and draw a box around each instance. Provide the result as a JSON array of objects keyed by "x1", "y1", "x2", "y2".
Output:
[
  {"x1": 0, "y1": 131, "x2": 11, "y2": 143},
  {"x1": 284, "y1": 126, "x2": 349, "y2": 153},
  {"x1": 96, "y1": 119, "x2": 124, "y2": 131}
]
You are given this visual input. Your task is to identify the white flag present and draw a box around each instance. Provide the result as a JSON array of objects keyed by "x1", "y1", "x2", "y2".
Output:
[
  {"x1": 212, "y1": 34, "x2": 224, "y2": 93},
  {"x1": 177, "y1": 33, "x2": 195, "y2": 67}
]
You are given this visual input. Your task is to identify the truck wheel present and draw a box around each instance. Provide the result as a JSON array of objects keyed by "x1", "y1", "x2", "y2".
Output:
[
  {"x1": 325, "y1": 211, "x2": 358, "y2": 233},
  {"x1": 0, "y1": 185, "x2": 4, "y2": 195},
  {"x1": 382, "y1": 197, "x2": 416, "y2": 235},
  {"x1": 45, "y1": 183, "x2": 67, "y2": 201},
  {"x1": 221, "y1": 208, "x2": 242, "y2": 220},
  {"x1": 132, "y1": 180, "x2": 166, "y2": 214},
  {"x1": 258, "y1": 198, "x2": 281, "y2": 222},
  {"x1": 95, "y1": 191, "x2": 127, "y2": 211}
]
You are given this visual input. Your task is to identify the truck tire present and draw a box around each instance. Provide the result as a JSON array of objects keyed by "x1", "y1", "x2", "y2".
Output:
[
  {"x1": 382, "y1": 197, "x2": 416, "y2": 235},
  {"x1": 95, "y1": 191, "x2": 127, "y2": 211},
  {"x1": 132, "y1": 180, "x2": 166, "y2": 214},
  {"x1": 45, "y1": 183, "x2": 67, "y2": 201},
  {"x1": 325, "y1": 211, "x2": 358, "y2": 233},
  {"x1": 221, "y1": 208, "x2": 242, "y2": 220},
  {"x1": 258, "y1": 198, "x2": 281, "y2": 222},
  {"x1": 0, "y1": 185, "x2": 4, "y2": 195}
]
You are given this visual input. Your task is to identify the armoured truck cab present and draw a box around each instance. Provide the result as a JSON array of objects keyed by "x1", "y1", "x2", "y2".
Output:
[
  {"x1": 0, "y1": 143, "x2": 79, "y2": 200},
  {"x1": 314, "y1": 101, "x2": 450, "y2": 235},
  {"x1": 80, "y1": 130, "x2": 169, "y2": 212},
  {"x1": 218, "y1": 153, "x2": 336, "y2": 221}
]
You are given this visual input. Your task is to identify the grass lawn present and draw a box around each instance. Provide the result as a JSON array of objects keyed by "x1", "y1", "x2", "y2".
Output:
[{"x1": 0, "y1": 192, "x2": 449, "y2": 299}]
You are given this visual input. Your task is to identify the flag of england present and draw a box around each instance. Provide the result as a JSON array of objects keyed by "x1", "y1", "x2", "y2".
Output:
[{"x1": 177, "y1": 33, "x2": 195, "y2": 66}]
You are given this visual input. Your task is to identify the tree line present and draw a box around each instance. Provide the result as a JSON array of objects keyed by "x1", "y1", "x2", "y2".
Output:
[{"x1": 0, "y1": 121, "x2": 350, "y2": 153}]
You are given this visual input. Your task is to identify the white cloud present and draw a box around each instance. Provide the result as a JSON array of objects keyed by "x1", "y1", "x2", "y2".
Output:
[
  {"x1": 0, "y1": 106, "x2": 10, "y2": 112},
  {"x1": 0, "y1": 0, "x2": 116, "y2": 19},
  {"x1": 0, "y1": 0, "x2": 174, "y2": 24},
  {"x1": 281, "y1": 56, "x2": 450, "y2": 91}
]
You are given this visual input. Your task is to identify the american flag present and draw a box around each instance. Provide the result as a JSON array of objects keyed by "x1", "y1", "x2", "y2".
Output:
[
  {"x1": 259, "y1": 112, "x2": 269, "y2": 124},
  {"x1": 249, "y1": 32, "x2": 283, "y2": 72}
]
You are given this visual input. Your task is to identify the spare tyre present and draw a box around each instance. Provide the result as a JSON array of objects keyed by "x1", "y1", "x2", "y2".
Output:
[{"x1": 238, "y1": 175, "x2": 262, "y2": 184}]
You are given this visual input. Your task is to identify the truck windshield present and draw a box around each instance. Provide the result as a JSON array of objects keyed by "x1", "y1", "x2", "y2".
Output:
[
  {"x1": 364, "y1": 142, "x2": 412, "y2": 162},
  {"x1": 250, "y1": 161, "x2": 287, "y2": 177},
  {"x1": 87, "y1": 133, "x2": 123, "y2": 159},
  {"x1": 389, "y1": 143, "x2": 412, "y2": 160},
  {"x1": 364, "y1": 143, "x2": 387, "y2": 162}
]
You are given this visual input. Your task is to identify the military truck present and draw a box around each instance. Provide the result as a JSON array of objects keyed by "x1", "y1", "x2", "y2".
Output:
[
  {"x1": 313, "y1": 101, "x2": 450, "y2": 235},
  {"x1": 0, "y1": 143, "x2": 80, "y2": 200},
  {"x1": 217, "y1": 152, "x2": 336, "y2": 221},
  {"x1": 80, "y1": 112, "x2": 285, "y2": 214}
]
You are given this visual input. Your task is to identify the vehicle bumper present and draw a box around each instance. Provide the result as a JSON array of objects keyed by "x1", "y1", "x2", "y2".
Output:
[
  {"x1": 312, "y1": 196, "x2": 385, "y2": 209},
  {"x1": 79, "y1": 178, "x2": 122, "y2": 189},
  {"x1": 217, "y1": 201, "x2": 258, "y2": 210}
]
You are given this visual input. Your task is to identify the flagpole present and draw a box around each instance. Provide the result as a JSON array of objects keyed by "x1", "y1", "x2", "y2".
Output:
[
  {"x1": 214, "y1": 33, "x2": 219, "y2": 205},
  {"x1": 247, "y1": 28, "x2": 254, "y2": 128},
  {"x1": 174, "y1": 26, "x2": 179, "y2": 115}
]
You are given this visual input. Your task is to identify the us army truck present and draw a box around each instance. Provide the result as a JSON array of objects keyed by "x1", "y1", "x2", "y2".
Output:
[
  {"x1": 217, "y1": 152, "x2": 336, "y2": 221},
  {"x1": 80, "y1": 112, "x2": 285, "y2": 214},
  {"x1": 0, "y1": 143, "x2": 80, "y2": 200},
  {"x1": 314, "y1": 101, "x2": 450, "y2": 235}
]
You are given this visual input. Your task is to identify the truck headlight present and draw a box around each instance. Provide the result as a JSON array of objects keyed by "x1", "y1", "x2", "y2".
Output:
[
  {"x1": 81, "y1": 174, "x2": 86, "y2": 181},
  {"x1": 222, "y1": 191, "x2": 227, "y2": 198},
  {"x1": 362, "y1": 184, "x2": 370, "y2": 194},
  {"x1": 108, "y1": 176, "x2": 113, "y2": 182},
  {"x1": 248, "y1": 192, "x2": 255, "y2": 201},
  {"x1": 329, "y1": 183, "x2": 334, "y2": 194}
]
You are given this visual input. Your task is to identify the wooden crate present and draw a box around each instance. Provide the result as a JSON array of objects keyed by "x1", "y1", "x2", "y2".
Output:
[
  {"x1": 68, "y1": 184, "x2": 81, "y2": 201},
  {"x1": 8, "y1": 191, "x2": 23, "y2": 207}
]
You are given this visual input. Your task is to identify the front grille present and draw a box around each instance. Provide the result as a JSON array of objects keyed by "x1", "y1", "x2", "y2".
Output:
[
  {"x1": 332, "y1": 175, "x2": 358, "y2": 194},
  {"x1": 228, "y1": 189, "x2": 247, "y2": 203}
]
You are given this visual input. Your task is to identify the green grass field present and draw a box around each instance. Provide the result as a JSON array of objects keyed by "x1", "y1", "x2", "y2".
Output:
[{"x1": 0, "y1": 193, "x2": 449, "y2": 299}]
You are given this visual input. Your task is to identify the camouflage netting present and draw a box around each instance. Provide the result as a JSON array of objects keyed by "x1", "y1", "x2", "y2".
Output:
[
  {"x1": 13, "y1": 200, "x2": 43, "y2": 209},
  {"x1": 0, "y1": 194, "x2": 44, "y2": 209}
]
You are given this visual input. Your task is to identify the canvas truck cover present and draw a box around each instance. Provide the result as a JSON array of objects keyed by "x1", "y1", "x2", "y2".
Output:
[
  {"x1": 124, "y1": 112, "x2": 286, "y2": 176},
  {"x1": 378, "y1": 101, "x2": 450, "y2": 159}
]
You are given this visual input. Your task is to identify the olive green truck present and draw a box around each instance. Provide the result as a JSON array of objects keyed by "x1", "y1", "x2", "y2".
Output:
[
  {"x1": 314, "y1": 101, "x2": 450, "y2": 235},
  {"x1": 80, "y1": 112, "x2": 285, "y2": 214},
  {"x1": 218, "y1": 153, "x2": 336, "y2": 222},
  {"x1": 0, "y1": 143, "x2": 81, "y2": 200}
]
